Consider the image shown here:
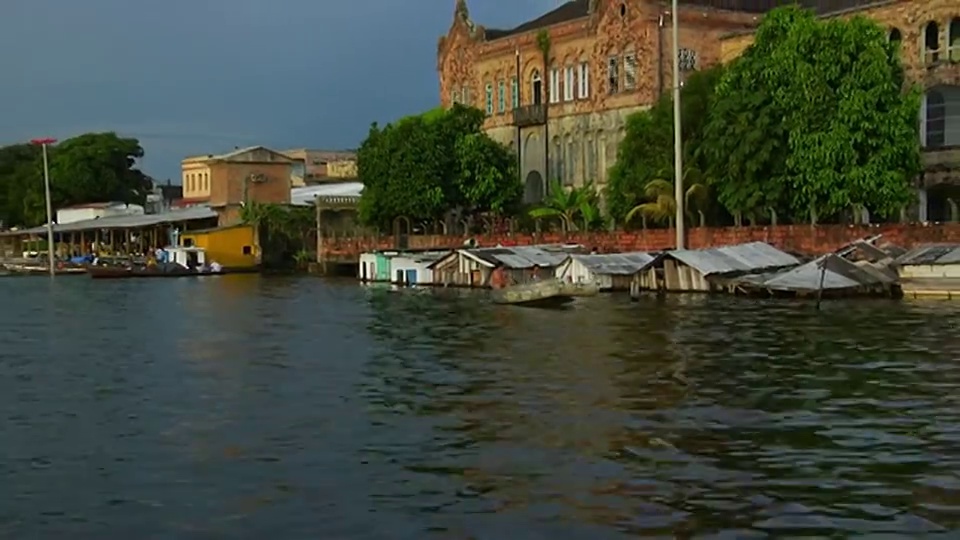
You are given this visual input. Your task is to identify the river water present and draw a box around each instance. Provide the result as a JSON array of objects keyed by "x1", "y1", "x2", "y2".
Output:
[{"x1": 1, "y1": 275, "x2": 959, "y2": 538}]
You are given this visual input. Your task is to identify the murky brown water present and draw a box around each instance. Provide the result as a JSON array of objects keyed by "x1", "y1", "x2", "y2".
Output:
[{"x1": 1, "y1": 275, "x2": 959, "y2": 538}]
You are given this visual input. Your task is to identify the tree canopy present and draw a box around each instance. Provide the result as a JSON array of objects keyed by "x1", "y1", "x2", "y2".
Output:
[
  {"x1": 357, "y1": 104, "x2": 520, "y2": 230},
  {"x1": 606, "y1": 64, "x2": 724, "y2": 225},
  {"x1": 701, "y1": 6, "x2": 920, "y2": 224},
  {"x1": 0, "y1": 132, "x2": 150, "y2": 227},
  {"x1": 608, "y1": 6, "x2": 920, "y2": 227}
]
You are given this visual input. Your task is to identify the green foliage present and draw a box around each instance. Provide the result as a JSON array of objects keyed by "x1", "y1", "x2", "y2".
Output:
[
  {"x1": 536, "y1": 29, "x2": 551, "y2": 58},
  {"x1": 606, "y1": 65, "x2": 723, "y2": 224},
  {"x1": 529, "y1": 179, "x2": 601, "y2": 232},
  {"x1": 357, "y1": 104, "x2": 519, "y2": 229},
  {"x1": 0, "y1": 132, "x2": 149, "y2": 228},
  {"x1": 702, "y1": 6, "x2": 920, "y2": 223},
  {"x1": 240, "y1": 202, "x2": 315, "y2": 268}
]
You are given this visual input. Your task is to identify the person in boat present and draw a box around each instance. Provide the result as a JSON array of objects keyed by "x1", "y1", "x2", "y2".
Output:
[
  {"x1": 531, "y1": 264, "x2": 541, "y2": 281},
  {"x1": 154, "y1": 246, "x2": 168, "y2": 264}
]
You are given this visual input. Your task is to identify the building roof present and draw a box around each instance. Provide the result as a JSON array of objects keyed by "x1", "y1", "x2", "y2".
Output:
[
  {"x1": 183, "y1": 145, "x2": 294, "y2": 164},
  {"x1": 482, "y1": 0, "x2": 887, "y2": 42},
  {"x1": 734, "y1": 253, "x2": 896, "y2": 292},
  {"x1": 454, "y1": 244, "x2": 584, "y2": 269},
  {"x1": 59, "y1": 201, "x2": 128, "y2": 210},
  {"x1": 896, "y1": 244, "x2": 960, "y2": 266},
  {"x1": 667, "y1": 241, "x2": 799, "y2": 276},
  {"x1": 290, "y1": 182, "x2": 363, "y2": 206},
  {"x1": 3, "y1": 205, "x2": 217, "y2": 236},
  {"x1": 485, "y1": 0, "x2": 589, "y2": 40},
  {"x1": 569, "y1": 252, "x2": 657, "y2": 275}
]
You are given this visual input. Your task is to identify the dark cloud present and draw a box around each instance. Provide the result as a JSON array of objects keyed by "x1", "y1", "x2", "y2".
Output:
[{"x1": 0, "y1": 0, "x2": 555, "y2": 180}]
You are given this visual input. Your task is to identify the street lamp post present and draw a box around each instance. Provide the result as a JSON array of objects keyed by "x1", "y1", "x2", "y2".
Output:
[
  {"x1": 30, "y1": 137, "x2": 57, "y2": 276},
  {"x1": 671, "y1": 0, "x2": 685, "y2": 249}
]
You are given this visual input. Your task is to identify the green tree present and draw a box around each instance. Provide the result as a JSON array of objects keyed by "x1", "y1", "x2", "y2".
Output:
[
  {"x1": 606, "y1": 65, "x2": 724, "y2": 225},
  {"x1": 0, "y1": 132, "x2": 149, "y2": 227},
  {"x1": 48, "y1": 133, "x2": 150, "y2": 208},
  {"x1": 702, "y1": 6, "x2": 920, "y2": 224},
  {"x1": 357, "y1": 104, "x2": 518, "y2": 229}
]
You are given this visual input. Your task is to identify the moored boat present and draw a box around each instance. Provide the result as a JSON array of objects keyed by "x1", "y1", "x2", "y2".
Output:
[
  {"x1": 89, "y1": 246, "x2": 223, "y2": 280},
  {"x1": 492, "y1": 278, "x2": 577, "y2": 307}
]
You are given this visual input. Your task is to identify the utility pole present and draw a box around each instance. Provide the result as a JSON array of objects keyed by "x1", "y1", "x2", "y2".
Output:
[
  {"x1": 671, "y1": 0, "x2": 685, "y2": 249},
  {"x1": 31, "y1": 137, "x2": 58, "y2": 276}
]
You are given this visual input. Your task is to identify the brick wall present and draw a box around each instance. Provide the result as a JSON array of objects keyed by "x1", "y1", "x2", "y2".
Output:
[{"x1": 318, "y1": 223, "x2": 960, "y2": 262}]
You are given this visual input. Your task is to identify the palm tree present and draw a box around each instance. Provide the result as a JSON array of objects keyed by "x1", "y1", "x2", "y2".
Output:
[
  {"x1": 529, "y1": 179, "x2": 592, "y2": 232},
  {"x1": 624, "y1": 169, "x2": 709, "y2": 228}
]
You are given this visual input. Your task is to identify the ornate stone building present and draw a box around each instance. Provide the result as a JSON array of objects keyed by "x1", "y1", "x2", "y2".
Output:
[
  {"x1": 438, "y1": 0, "x2": 960, "y2": 220},
  {"x1": 438, "y1": 0, "x2": 767, "y2": 204}
]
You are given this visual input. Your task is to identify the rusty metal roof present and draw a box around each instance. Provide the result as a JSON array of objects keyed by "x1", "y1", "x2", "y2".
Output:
[{"x1": 461, "y1": 244, "x2": 583, "y2": 269}]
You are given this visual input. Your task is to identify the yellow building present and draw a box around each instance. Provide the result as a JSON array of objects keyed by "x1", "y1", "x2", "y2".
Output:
[
  {"x1": 180, "y1": 155, "x2": 212, "y2": 201},
  {"x1": 180, "y1": 224, "x2": 260, "y2": 271}
]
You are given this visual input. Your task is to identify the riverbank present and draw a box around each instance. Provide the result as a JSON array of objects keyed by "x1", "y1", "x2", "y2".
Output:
[{"x1": 317, "y1": 222, "x2": 960, "y2": 266}]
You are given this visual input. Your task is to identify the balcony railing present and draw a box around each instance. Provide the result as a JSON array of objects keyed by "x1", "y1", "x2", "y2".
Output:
[{"x1": 513, "y1": 104, "x2": 546, "y2": 127}]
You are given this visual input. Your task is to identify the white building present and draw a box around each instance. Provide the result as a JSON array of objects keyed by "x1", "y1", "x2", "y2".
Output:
[{"x1": 56, "y1": 202, "x2": 144, "y2": 225}]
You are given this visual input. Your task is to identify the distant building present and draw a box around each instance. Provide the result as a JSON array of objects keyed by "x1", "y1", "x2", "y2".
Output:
[
  {"x1": 281, "y1": 149, "x2": 357, "y2": 186},
  {"x1": 145, "y1": 180, "x2": 183, "y2": 214},
  {"x1": 179, "y1": 145, "x2": 298, "y2": 225},
  {"x1": 56, "y1": 202, "x2": 144, "y2": 225}
]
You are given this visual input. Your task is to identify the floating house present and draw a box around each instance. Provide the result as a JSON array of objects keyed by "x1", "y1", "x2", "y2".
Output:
[
  {"x1": 555, "y1": 252, "x2": 658, "y2": 291},
  {"x1": 359, "y1": 252, "x2": 391, "y2": 282},
  {"x1": 732, "y1": 254, "x2": 898, "y2": 297},
  {"x1": 179, "y1": 224, "x2": 260, "y2": 271},
  {"x1": 658, "y1": 242, "x2": 800, "y2": 292},
  {"x1": 386, "y1": 251, "x2": 447, "y2": 285},
  {"x1": 429, "y1": 244, "x2": 583, "y2": 287},
  {"x1": 896, "y1": 244, "x2": 960, "y2": 298}
]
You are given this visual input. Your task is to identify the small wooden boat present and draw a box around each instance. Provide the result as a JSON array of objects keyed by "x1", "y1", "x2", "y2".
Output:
[
  {"x1": 89, "y1": 246, "x2": 222, "y2": 280},
  {"x1": 558, "y1": 281, "x2": 600, "y2": 297},
  {"x1": 492, "y1": 278, "x2": 577, "y2": 307}
]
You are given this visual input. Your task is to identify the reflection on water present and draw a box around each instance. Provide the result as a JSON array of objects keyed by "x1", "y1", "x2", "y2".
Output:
[{"x1": 1, "y1": 276, "x2": 959, "y2": 537}]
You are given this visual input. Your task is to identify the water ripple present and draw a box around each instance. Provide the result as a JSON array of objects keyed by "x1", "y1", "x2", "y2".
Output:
[{"x1": 0, "y1": 277, "x2": 958, "y2": 537}]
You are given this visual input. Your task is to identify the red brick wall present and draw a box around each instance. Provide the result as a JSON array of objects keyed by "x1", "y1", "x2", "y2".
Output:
[{"x1": 319, "y1": 223, "x2": 960, "y2": 262}]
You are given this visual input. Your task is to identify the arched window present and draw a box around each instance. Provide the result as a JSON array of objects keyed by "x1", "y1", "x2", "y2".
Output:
[
  {"x1": 950, "y1": 18, "x2": 960, "y2": 61},
  {"x1": 531, "y1": 69, "x2": 542, "y2": 105},
  {"x1": 926, "y1": 89, "x2": 945, "y2": 149},
  {"x1": 924, "y1": 21, "x2": 940, "y2": 64},
  {"x1": 889, "y1": 27, "x2": 901, "y2": 42}
]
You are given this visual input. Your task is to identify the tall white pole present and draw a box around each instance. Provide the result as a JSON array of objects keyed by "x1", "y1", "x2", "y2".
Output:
[
  {"x1": 671, "y1": 0, "x2": 685, "y2": 249},
  {"x1": 42, "y1": 143, "x2": 55, "y2": 277}
]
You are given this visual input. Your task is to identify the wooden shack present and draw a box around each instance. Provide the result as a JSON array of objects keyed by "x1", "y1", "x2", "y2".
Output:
[{"x1": 555, "y1": 252, "x2": 658, "y2": 291}]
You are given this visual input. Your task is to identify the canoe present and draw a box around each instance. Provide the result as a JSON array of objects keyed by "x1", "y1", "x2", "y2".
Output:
[{"x1": 492, "y1": 278, "x2": 576, "y2": 307}]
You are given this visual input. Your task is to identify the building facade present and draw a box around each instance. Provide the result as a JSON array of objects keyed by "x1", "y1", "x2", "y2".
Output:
[
  {"x1": 179, "y1": 146, "x2": 297, "y2": 225},
  {"x1": 439, "y1": 0, "x2": 960, "y2": 220},
  {"x1": 281, "y1": 149, "x2": 358, "y2": 187},
  {"x1": 437, "y1": 0, "x2": 763, "y2": 204}
]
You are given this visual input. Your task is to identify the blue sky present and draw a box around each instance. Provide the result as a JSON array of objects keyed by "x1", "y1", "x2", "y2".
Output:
[{"x1": 0, "y1": 0, "x2": 557, "y2": 181}]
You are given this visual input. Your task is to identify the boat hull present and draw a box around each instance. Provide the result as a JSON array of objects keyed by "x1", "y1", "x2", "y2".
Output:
[
  {"x1": 89, "y1": 267, "x2": 224, "y2": 279},
  {"x1": 492, "y1": 279, "x2": 577, "y2": 307}
]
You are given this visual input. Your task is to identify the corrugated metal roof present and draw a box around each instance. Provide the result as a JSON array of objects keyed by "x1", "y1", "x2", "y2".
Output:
[
  {"x1": 291, "y1": 182, "x2": 363, "y2": 206},
  {"x1": 5, "y1": 205, "x2": 217, "y2": 235},
  {"x1": 897, "y1": 244, "x2": 960, "y2": 266},
  {"x1": 668, "y1": 242, "x2": 799, "y2": 276},
  {"x1": 756, "y1": 254, "x2": 893, "y2": 292},
  {"x1": 466, "y1": 244, "x2": 581, "y2": 269},
  {"x1": 570, "y1": 252, "x2": 656, "y2": 275}
]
